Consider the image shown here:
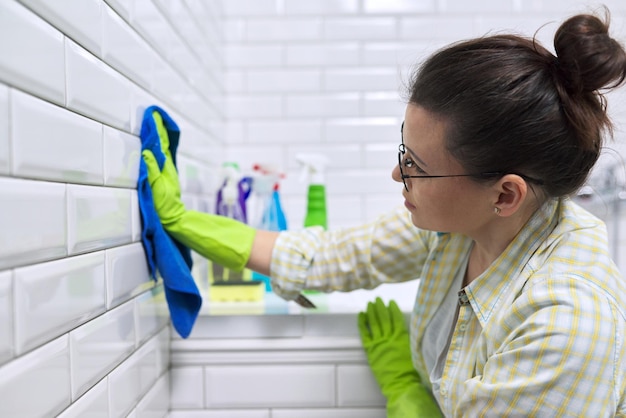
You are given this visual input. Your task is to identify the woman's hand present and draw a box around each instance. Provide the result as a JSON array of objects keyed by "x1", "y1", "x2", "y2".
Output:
[{"x1": 358, "y1": 297, "x2": 442, "y2": 417}]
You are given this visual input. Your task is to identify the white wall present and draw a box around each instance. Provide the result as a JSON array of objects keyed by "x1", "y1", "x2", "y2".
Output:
[{"x1": 0, "y1": 0, "x2": 223, "y2": 416}]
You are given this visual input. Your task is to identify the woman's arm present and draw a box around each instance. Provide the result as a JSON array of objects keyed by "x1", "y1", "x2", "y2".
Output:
[
  {"x1": 268, "y1": 206, "x2": 433, "y2": 300},
  {"x1": 246, "y1": 229, "x2": 280, "y2": 276}
]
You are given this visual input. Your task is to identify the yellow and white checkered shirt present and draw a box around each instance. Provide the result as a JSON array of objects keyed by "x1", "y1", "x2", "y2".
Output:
[{"x1": 271, "y1": 198, "x2": 626, "y2": 417}]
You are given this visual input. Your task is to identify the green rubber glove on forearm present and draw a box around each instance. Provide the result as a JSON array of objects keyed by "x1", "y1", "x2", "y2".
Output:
[
  {"x1": 141, "y1": 111, "x2": 255, "y2": 271},
  {"x1": 358, "y1": 298, "x2": 442, "y2": 418}
]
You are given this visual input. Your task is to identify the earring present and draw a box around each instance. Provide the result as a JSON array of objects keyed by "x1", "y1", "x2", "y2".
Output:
[{"x1": 494, "y1": 207, "x2": 501, "y2": 215}]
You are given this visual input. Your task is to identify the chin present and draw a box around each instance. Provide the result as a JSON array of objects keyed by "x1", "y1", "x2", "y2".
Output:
[
  {"x1": 410, "y1": 213, "x2": 447, "y2": 233},
  {"x1": 409, "y1": 212, "x2": 424, "y2": 228}
]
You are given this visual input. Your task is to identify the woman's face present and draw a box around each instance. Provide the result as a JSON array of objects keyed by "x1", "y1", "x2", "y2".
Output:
[{"x1": 392, "y1": 104, "x2": 494, "y2": 234}]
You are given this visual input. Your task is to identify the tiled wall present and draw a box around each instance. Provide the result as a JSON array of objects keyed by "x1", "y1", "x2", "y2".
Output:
[
  {"x1": 0, "y1": 0, "x2": 222, "y2": 416},
  {"x1": 169, "y1": 315, "x2": 388, "y2": 418}
]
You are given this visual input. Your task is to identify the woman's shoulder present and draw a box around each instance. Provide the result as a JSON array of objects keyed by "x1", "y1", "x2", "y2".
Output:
[
  {"x1": 515, "y1": 198, "x2": 625, "y2": 319},
  {"x1": 531, "y1": 198, "x2": 616, "y2": 278}
]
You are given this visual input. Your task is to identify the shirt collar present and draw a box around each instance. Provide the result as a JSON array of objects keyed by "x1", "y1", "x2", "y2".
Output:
[{"x1": 464, "y1": 198, "x2": 560, "y2": 326}]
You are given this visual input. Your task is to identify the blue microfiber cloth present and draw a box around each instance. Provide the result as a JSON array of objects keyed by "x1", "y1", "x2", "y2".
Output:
[{"x1": 137, "y1": 105, "x2": 202, "y2": 338}]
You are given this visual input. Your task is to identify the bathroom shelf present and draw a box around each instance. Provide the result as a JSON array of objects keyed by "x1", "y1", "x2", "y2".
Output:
[{"x1": 198, "y1": 280, "x2": 420, "y2": 316}]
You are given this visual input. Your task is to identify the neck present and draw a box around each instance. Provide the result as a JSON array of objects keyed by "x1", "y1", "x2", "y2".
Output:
[{"x1": 464, "y1": 203, "x2": 538, "y2": 286}]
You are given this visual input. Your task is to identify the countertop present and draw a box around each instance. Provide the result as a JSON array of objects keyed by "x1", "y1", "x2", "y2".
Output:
[{"x1": 199, "y1": 280, "x2": 420, "y2": 316}]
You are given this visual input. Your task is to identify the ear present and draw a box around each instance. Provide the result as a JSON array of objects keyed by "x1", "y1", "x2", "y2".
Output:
[{"x1": 493, "y1": 174, "x2": 528, "y2": 216}]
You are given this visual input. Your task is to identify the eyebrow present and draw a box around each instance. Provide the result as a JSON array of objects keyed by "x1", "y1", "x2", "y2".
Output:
[{"x1": 401, "y1": 121, "x2": 429, "y2": 167}]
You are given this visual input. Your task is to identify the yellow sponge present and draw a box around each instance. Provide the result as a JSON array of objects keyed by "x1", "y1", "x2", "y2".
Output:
[{"x1": 209, "y1": 280, "x2": 265, "y2": 302}]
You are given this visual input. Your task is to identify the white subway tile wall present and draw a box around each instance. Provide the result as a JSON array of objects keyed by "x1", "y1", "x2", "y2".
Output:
[
  {"x1": 1, "y1": 1, "x2": 626, "y2": 418},
  {"x1": 206, "y1": 365, "x2": 336, "y2": 408},
  {"x1": 12, "y1": 89, "x2": 105, "y2": 184},
  {"x1": 169, "y1": 330, "x2": 388, "y2": 417},
  {"x1": 0, "y1": 0, "x2": 222, "y2": 416},
  {"x1": 0, "y1": 271, "x2": 13, "y2": 364},
  {"x1": 337, "y1": 364, "x2": 386, "y2": 406},
  {"x1": 0, "y1": 86, "x2": 8, "y2": 175},
  {"x1": 57, "y1": 377, "x2": 110, "y2": 418},
  {"x1": 13, "y1": 252, "x2": 106, "y2": 355},
  {"x1": 69, "y1": 300, "x2": 136, "y2": 399},
  {"x1": 2, "y1": 336, "x2": 72, "y2": 416},
  {"x1": 170, "y1": 367, "x2": 204, "y2": 410},
  {"x1": 0, "y1": 2, "x2": 66, "y2": 105}
]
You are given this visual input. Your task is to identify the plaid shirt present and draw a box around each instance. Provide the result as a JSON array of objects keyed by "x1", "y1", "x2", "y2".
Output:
[{"x1": 271, "y1": 199, "x2": 626, "y2": 417}]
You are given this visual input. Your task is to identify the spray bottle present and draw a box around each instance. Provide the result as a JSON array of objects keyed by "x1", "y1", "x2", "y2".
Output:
[
  {"x1": 210, "y1": 162, "x2": 262, "y2": 303},
  {"x1": 213, "y1": 162, "x2": 246, "y2": 283},
  {"x1": 296, "y1": 153, "x2": 329, "y2": 300},
  {"x1": 296, "y1": 153, "x2": 330, "y2": 230},
  {"x1": 246, "y1": 164, "x2": 279, "y2": 232},
  {"x1": 215, "y1": 162, "x2": 248, "y2": 224},
  {"x1": 249, "y1": 164, "x2": 288, "y2": 291}
]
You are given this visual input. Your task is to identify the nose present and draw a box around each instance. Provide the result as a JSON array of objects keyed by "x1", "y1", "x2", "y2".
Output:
[{"x1": 391, "y1": 163, "x2": 402, "y2": 183}]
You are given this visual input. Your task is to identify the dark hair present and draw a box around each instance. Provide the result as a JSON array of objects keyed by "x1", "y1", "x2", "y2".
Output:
[{"x1": 407, "y1": 11, "x2": 626, "y2": 198}]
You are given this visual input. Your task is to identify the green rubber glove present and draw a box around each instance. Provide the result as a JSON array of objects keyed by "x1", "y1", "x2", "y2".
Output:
[
  {"x1": 358, "y1": 298, "x2": 442, "y2": 418},
  {"x1": 142, "y1": 111, "x2": 256, "y2": 271}
]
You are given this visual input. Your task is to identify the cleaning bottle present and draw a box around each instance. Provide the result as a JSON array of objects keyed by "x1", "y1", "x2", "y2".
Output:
[
  {"x1": 245, "y1": 165, "x2": 275, "y2": 233},
  {"x1": 296, "y1": 153, "x2": 329, "y2": 299},
  {"x1": 215, "y1": 162, "x2": 248, "y2": 223},
  {"x1": 265, "y1": 182, "x2": 288, "y2": 231},
  {"x1": 249, "y1": 164, "x2": 288, "y2": 291},
  {"x1": 296, "y1": 153, "x2": 329, "y2": 230},
  {"x1": 210, "y1": 162, "x2": 263, "y2": 302},
  {"x1": 213, "y1": 162, "x2": 247, "y2": 283}
]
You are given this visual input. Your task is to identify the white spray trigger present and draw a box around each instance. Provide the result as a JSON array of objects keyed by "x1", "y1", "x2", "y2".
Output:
[
  {"x1": 221, "y1": 163, "x2": 240, "y2": 204},
  {"x1": 296, "y1": 153, "x2": 329, "y2": 185}
]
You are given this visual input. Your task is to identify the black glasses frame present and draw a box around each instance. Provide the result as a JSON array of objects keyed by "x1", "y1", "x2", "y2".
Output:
[
  {"x1": 398, "y1": 145, "x2": 503, "y2": 191},
  {"x1": 398, "y1": 123, "x2": 544, "y2": 192}
]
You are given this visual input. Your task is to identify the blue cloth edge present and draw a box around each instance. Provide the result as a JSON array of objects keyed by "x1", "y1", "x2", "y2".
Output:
[{"x1": 137, "y1": 105, "x2": 202, "y2": 338}]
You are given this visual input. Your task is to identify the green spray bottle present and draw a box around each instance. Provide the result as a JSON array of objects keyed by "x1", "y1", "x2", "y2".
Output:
[
  {"x1": 297, "y1": 153, "x2": 330, "y2": 300},
  {"x1": 297, "y1": 153, "x2": 330, "y2": 229}
]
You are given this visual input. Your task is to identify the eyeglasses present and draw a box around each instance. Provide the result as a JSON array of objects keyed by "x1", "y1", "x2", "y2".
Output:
[
  {"x1": 398, "y1": 144, "x2": 502, "y2": 191},
  {"x1": 398, "y1": 122, "x2": 544, "y2": 192}
]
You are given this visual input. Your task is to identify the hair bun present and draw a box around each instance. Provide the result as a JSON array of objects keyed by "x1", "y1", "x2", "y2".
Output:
[{"x1": 554, "y1": 12, "x2": 626, "y2": 93}]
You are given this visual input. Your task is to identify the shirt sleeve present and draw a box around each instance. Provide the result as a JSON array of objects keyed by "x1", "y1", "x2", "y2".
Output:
[
  {"x1": 269, "y1": 205, "x2": 434, "y2": 301},
  {"x1": 457, "y1": 276, "x2": 624, "y2": 417}
]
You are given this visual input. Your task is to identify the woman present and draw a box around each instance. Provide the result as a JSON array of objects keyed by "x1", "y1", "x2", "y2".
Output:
[{"x1": 143, "y1": 11, "x2": 626, "y2": 417}]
